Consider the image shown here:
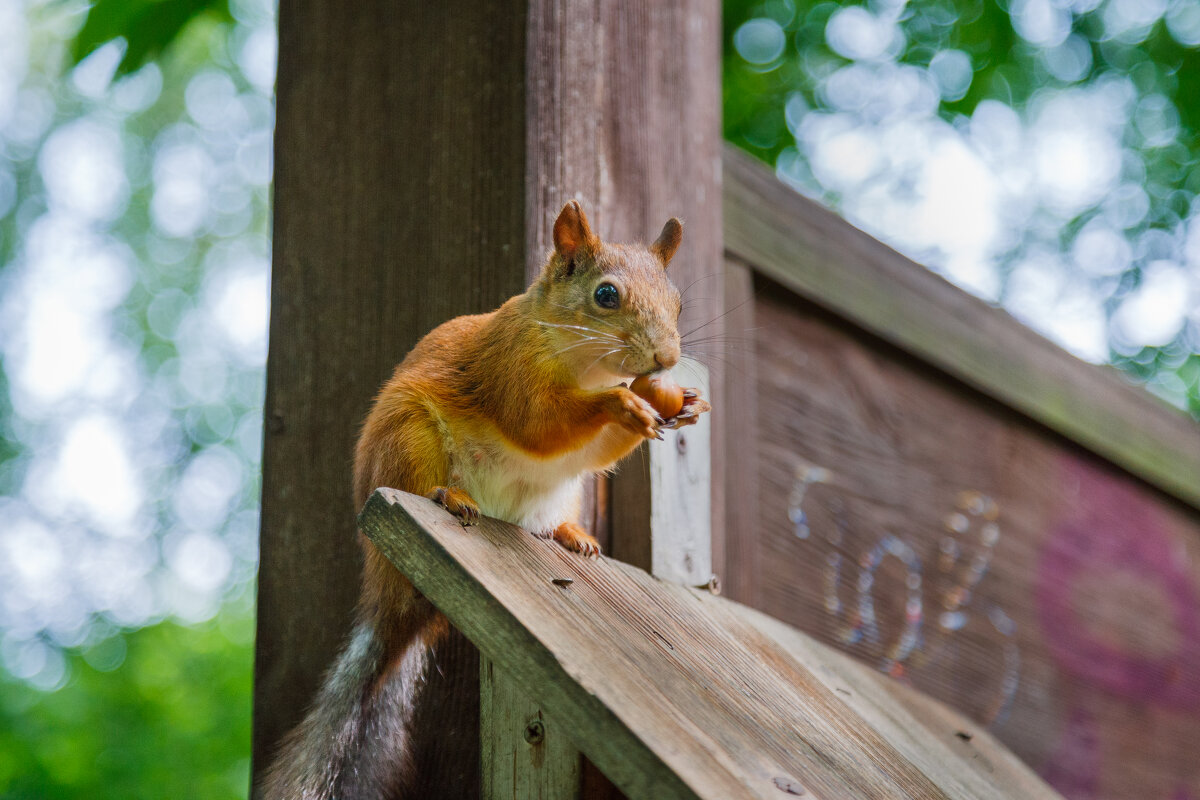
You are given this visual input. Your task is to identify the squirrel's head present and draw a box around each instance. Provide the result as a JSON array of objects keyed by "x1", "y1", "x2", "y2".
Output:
[{"x1": 535, "y1": 200, "x2": 683, "y2": 386}]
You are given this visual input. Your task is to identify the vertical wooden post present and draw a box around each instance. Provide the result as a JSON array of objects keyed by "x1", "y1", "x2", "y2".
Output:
[{"x1": 481, "y1": 659, "x2": 582, "y2": 799}]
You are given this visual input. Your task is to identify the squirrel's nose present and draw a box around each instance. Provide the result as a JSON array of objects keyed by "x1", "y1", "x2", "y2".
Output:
[{"x1": 653, "y1": 350, "x2": 679, "y2": 371}]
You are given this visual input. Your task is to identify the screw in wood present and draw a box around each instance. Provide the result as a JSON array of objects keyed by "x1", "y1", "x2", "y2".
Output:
[{"x1": 523, "y1": 719, "x2": 545, "y2": 745}]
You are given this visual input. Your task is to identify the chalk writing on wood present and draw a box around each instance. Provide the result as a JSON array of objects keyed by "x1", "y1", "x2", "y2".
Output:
[{"x1": 787, "y1": 462, "x2": 1020, "y2": 726}]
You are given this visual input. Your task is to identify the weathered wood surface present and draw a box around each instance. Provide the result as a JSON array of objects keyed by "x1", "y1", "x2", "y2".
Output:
[
  {"x1": 481, "y1": 657, "x2": 582, "y2": 800},
  {"x1": 723, "y1": 145, "x2": 1200, "y2": 511},
  {"x1": 360, "y1": 488, "x2": 1063, "y2": 800},
  {"x1": 254, "y1": 1, "x2": 526, "y2": 791},
  {"x1": 749, "y1": 284, "x2": 1200, "y2": 799}
]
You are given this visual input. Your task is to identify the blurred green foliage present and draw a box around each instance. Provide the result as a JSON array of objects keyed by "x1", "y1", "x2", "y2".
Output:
[
  {"x1": 0, "y1": 0, "x2": 269, "y2": 796},
  {"x1": 0, "y1": 610, "x2": 252, "y2": 800}
]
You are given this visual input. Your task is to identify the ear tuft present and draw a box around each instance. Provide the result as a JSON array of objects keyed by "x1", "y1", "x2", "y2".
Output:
[
  {"x1": 553, "y1": 200, "x2": 598, "y2": 262},
  {"x1": 650, "y1": 218, "x2": 683, "y2": 267}
]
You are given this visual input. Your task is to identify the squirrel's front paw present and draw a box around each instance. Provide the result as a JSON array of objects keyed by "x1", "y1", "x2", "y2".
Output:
[
  {"x1": 609, "y1": 388, "x2": 664, "y2": 440},
  {"x1": 428, "y1": 486, "x2": 480, "y2": 526},
  {"x1": 552, "y1": 521, "x2": 601, "y2": 558},
  {"x1": 662, "y1": 388, "x2": 712, "y2": 430}
]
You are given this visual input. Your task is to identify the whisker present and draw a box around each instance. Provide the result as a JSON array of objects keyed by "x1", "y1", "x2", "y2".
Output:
[
  {"x1": 682, "y1": 334, "x2": 759, "y2": 348},
  {"x1": 581, "y1": 346, "x2": 623, "y2": 376},
  {"x1": 537, "y1": 320, "x2": 624, "y2": 342},
  {"x1": 684, "y1": 326, "x2": 762, "y2": 342},
  {"x1": 682, "y1": 349, "x2": 751, "y2": 379},
  {"x1": 677, "y1": 271, "x2": 727, "y2": 298},
  {"x1": 551, "y1": 339, "x2": 609, "y2": 358},
  {"x1": 678, "y1": 297, "x2": 755, "y2": 340}
]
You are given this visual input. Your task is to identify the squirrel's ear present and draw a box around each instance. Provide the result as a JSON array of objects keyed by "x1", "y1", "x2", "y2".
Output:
[
  {"x1": 553, "y1": 200, "x2": 599, "y2": 262},
  {"x1": 650, "y1": 217, "x2": 683, "y2": 267}
]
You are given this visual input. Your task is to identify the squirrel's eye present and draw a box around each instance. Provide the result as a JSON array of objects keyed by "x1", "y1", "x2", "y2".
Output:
[{"x1": 594, "y1": 283, "x2": 619, "y2": 309}]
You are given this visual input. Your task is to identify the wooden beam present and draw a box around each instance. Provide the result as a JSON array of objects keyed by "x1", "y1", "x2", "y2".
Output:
[
  {"x1": 722, "y1": 145, "x2": 1200, "y2": 511},
  {"x1": 360, "y1": 488, "x2": 1063, "y2": 800}
]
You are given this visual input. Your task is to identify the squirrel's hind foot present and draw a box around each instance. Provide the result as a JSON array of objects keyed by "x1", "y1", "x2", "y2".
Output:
[
  {"x1": 552, "y1": 521, "x2": 601, "y2": 558},
  {"x1": 428, "y1": 486, "x2": 481, "y2": 526}
]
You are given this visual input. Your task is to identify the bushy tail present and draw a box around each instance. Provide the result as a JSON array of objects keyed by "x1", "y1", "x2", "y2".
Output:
[{"x1": 260, "y1": 620, "x2": 429, "y2": 800}]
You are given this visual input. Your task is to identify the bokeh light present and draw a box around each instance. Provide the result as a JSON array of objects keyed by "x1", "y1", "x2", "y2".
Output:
[{"x1": 0, "y1": 0, "x2": 273, "y2": 699}]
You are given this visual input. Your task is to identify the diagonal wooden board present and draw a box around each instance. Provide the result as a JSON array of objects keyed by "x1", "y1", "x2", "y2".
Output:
[{"x1": 359, "y1": 489, "x2": 1061, "y2": 800}]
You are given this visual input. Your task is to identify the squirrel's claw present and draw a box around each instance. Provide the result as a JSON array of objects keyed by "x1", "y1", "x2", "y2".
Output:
[
  {"x1": 612, "y1": 388, "x2": 665, "y2": 441},
  {"x1": 428, "y1": 486, "x2": 481, "y2": 527},
  {"x1": 552, "y1": 522, "x2": 602, "y2": 558}
]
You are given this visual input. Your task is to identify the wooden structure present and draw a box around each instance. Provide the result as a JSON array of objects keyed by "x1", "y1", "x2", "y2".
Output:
[
  {"x1": 360, "y1": 488, "x2": 1060, "y2": 800},
  {"x1": 254, "y1": 1, "x2": 1200, "y2": 799},
  {"x1": 721, "y1": 148, "x2": 1200, "y2": 799}
]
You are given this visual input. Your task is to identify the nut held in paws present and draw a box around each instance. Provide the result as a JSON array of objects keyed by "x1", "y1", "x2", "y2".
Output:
[{"x1": 630, "y1": 372, "x2": 685, "y2": 418}]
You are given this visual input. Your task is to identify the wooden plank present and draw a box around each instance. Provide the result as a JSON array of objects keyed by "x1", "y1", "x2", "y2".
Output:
[
  {"x1": 722, "y1": 145, "x2": 1200, "y2": 511},
  {"x1": 652, "y1": 366, "x2": 713, "y2": 587},
  {"x1": 253, "y1": 1, "x2": 527, "y2": 792},
  {"x1": 749, "y1": 285, "x2": 1200, "y2": 799},
  {"x1": 522, "y1": 6, "x2": 723, "y2": 793},
  {"x1": 481, "y1": 657, "x2": 582, "y2": 800},
  {"x1": 359, "y1": 488, "x2": 1063, "y2": 800},
  {"x1": 720, "y1": 600, "x2": 1060, "y2": 800}
]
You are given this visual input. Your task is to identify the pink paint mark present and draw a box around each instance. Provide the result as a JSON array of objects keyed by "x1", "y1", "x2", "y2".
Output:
[
  {"x1": 1036, "y1": 457, "x2": 1200, "y2": 709},
  {"x1": 1173, "y1": 786, "x2": 1198, "y2": 800},
  {"x1": 1042, "y1": 708, "x2": 1101, "y2": 800}
]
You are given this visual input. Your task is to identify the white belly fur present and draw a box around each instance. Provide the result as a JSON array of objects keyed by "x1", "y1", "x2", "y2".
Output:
[{"x1": 448, "y1": 432, "x2": 612, "y2": 535}]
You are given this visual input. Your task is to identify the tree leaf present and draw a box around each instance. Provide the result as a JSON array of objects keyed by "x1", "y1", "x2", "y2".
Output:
[{"x1": 70, "y1": 0, "x2": 232, "y2": 77}]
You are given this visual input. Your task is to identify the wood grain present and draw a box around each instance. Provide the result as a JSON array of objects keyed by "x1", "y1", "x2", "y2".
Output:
[
  {"x1": 749, "y1": 283, "x2": 1200, "y2": 799},
  {"x1": 481, "y1": 657, "x2": 582, "y2": 800},
  {"x1": 360, "y1": 488, "x2": 1063, "y2": 800},
  {"x1": 723, "y1": 145, "x2": 1200, "y2": 512},
  {"x1": 254, "y1": 1, "x2": 526, "y2": 792}
]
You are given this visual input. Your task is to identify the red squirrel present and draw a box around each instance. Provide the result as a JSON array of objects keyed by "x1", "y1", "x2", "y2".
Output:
[{"x1": 261, "y1": 201, "x2": 711, "y2": 799}]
